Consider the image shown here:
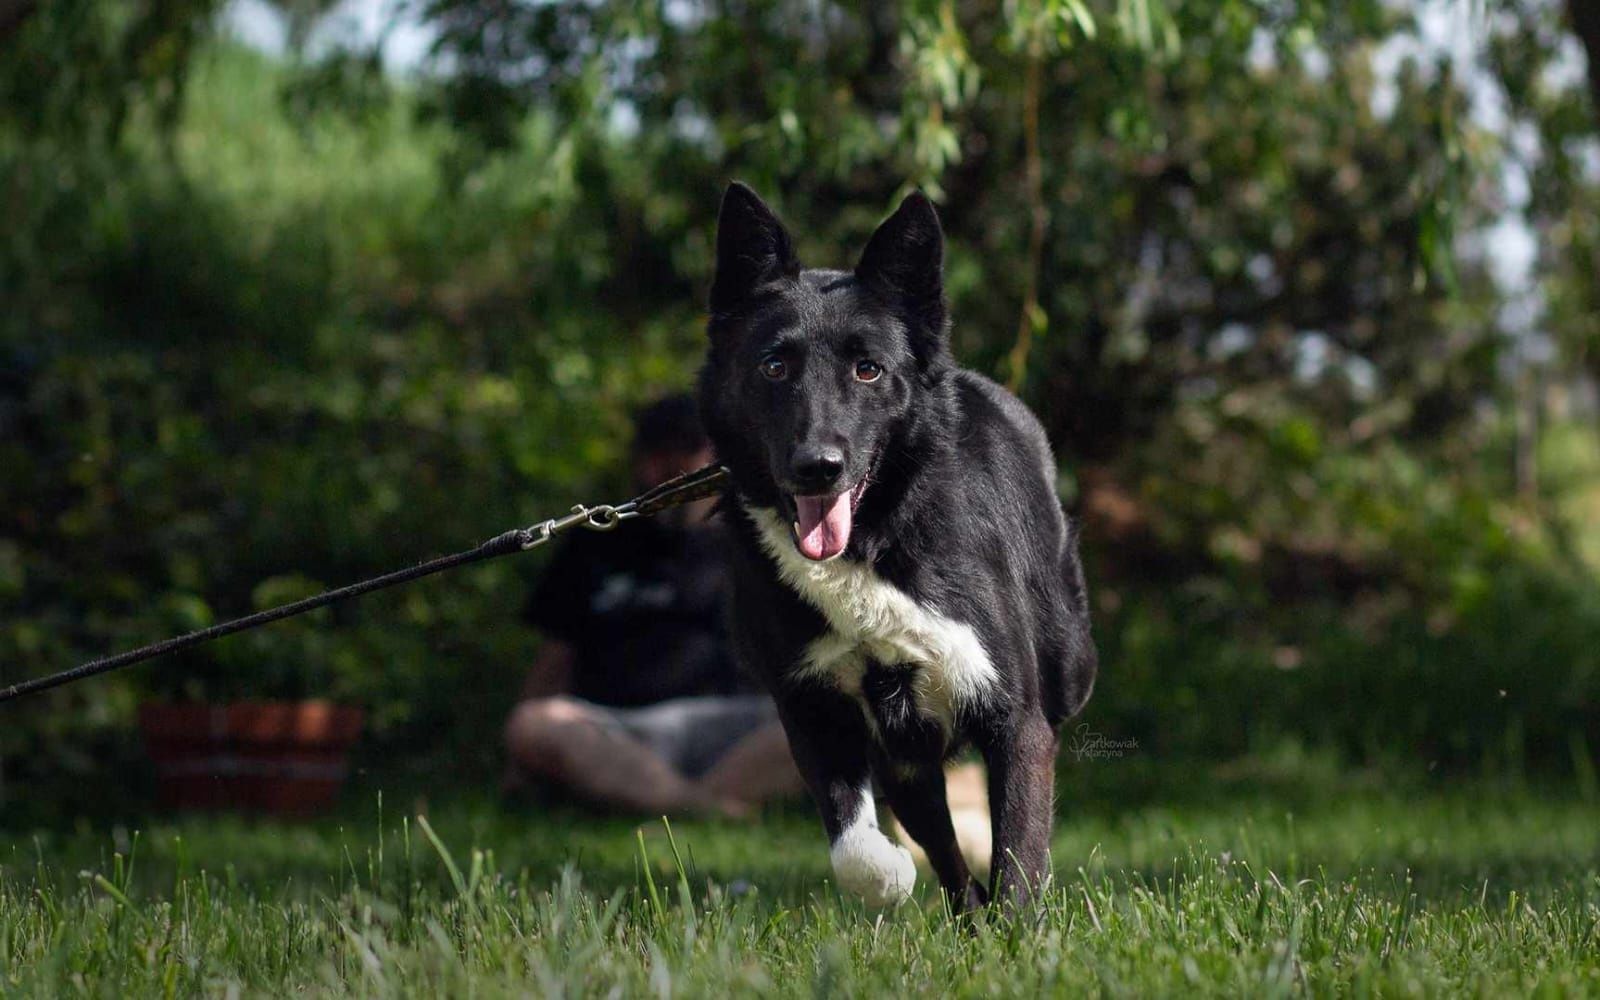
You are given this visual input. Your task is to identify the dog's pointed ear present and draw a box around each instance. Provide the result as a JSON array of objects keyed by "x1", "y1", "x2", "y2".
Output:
[
  {"x1": 855, "y1": 191, "x2": 947, "y2": 354},
  {"x1": 709, "y1": 182, "x2": 800, "y2": 316}
]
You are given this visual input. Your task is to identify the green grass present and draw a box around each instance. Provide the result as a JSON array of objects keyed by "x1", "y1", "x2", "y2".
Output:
[{"x1": 3, "y1": 765, "x2": 1599, "y2": 997}]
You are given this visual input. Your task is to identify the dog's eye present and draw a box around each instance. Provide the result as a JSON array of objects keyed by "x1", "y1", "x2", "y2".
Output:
[
  {"x1": 758, "y1": 354, "x2": 788, "y2": 380},
  {"x1": 854, "y1": 359, "x2": 884, "y2": 383}
]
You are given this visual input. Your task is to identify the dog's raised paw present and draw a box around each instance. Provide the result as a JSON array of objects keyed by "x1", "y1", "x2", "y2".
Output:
[{"x1": 830, "y1": 829, "x2": 917, "y2": 907}]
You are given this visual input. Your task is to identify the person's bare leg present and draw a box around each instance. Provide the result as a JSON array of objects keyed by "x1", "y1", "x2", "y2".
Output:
[
  {"x1": 892, "y1": 761, "x2": 993, "y2": 879},
  {"x1": 695, "y1": 721, "x2": 804, "y2": 807},
  {"x1": 504, "y1": 697, "x2": 736, "y2": 815}
]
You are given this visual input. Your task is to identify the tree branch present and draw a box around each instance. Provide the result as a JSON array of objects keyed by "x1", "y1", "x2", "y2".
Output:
[
  {"x1": 1005, "y1": 47, "x2": 1047, "y2": 393},
  {"x1": 1569, "y1": 0, "x2": 1600, "y2": 128}
]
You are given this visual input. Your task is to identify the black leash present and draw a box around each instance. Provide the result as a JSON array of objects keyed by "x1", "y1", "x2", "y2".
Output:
[{"x1": 0, "y1": 464, "x2": 730, "y2": 705}]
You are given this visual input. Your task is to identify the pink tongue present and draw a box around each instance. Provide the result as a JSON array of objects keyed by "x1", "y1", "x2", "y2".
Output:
[{"x1": 794, "y1": 493, "x2": 853, "y2": 561}]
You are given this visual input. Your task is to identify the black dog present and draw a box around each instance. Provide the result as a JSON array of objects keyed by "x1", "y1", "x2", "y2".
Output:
[{"x1": 698, "y1": 183, "x2": 1097, "y2": 913}]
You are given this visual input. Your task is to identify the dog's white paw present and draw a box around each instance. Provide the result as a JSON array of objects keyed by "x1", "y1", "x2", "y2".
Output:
[{"x1": 830, "y1": 828, "x2": 917, "y2": 907}]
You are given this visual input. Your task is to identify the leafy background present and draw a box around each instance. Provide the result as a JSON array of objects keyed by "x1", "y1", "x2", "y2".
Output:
[{"x1": 2, "y1": 0, "x2": 1598, "y2": 822}]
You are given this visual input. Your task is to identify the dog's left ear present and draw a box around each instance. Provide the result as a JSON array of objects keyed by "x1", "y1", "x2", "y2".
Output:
[{"x1": 855, "y1": 191, "x2": 947, "y2": 357}]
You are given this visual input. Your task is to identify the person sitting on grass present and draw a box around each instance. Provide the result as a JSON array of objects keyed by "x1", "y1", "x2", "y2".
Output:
[{"x1": 503, "y1": 395, "x2": 803, "y2": 819}]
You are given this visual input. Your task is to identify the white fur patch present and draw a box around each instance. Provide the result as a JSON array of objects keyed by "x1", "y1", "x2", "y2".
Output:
[
  {"x1": 745, "y1": 505, "x2": 999, "y2": 730},
  {"x1": 828, "y1": 785, "x2": 917, "y2": 906}
]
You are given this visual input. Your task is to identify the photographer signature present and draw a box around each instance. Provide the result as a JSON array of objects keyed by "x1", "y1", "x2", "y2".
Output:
[{"x1": 1065, "y1": 723, "x2": 1139, "y2": 761}]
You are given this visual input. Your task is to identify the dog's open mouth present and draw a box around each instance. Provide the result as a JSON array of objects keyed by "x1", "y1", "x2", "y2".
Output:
[{"x1": 790, "y1": 477, "x2": 869, "y2": 562}]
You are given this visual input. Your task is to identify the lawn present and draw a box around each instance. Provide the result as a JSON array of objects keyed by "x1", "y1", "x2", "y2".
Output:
[{"x1": 2, "y1": 760, "x2": 1598, "y2": 997}]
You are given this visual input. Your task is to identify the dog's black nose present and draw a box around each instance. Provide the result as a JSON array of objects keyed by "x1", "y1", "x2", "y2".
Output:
[{"x1": 790, "y1": 446, "x2": 846, "y2": 492}]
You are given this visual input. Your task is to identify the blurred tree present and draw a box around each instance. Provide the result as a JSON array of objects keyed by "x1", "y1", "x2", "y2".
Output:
[
  {"x1": 402, "y1": 0, "x2": 1505, "y2": 591},
  {"x1": 0, "y1": 0, "x2": 222, "y2": 139}
]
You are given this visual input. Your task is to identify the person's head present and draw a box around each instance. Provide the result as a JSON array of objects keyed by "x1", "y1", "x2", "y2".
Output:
[{"x1": 631, "y1": 394, "x2": 715, "y2": 494}]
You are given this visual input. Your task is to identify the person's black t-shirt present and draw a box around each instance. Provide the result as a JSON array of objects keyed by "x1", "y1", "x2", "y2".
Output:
[{"x1": 524, "y1": 519, "x2": 747, "y2": 707}]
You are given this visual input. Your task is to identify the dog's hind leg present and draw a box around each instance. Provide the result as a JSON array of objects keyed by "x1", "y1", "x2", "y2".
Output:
[
  {"x1": 876, "y1": 759, "x2": 988, "y2": 915},
  {"x1": 776, "y1": 689, "x2": 917, "y2": 908},
  {"x1": 979, "y1": 713, "x2": 1058, "y2": 910}
]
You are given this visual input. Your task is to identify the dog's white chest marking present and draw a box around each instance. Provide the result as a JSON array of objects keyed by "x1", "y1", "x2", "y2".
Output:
[{"x1": 746, "y1": 505, "x2": 998, "y2": 729}]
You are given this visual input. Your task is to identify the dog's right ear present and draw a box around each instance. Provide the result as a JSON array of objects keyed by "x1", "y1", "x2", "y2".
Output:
[{"x1": 709, "y1": 182, "x2": 800, "y2": 317}]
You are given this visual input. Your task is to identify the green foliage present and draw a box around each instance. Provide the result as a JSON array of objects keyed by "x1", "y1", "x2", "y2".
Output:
[
  {"x1": 1090, "y1": 561, "x2": 1600, "y2": 773},
  {"x1": 0, "y1": 45, "x2": 696, "y2": 805},
  {"x1": 0, "y1": 0, "x2": 222, "y2": 142}
]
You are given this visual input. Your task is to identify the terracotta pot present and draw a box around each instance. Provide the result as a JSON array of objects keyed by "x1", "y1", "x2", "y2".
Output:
[{"x1": 138, "y1": 701, "x2": 364, "y2": 817}]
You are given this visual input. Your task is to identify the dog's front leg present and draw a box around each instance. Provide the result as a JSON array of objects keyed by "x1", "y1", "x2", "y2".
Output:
[
  {"x1": 875, "y1": 757, "x2": 987, "y2": 915},
  {"x1": 776, "y1": 688, "x2": 916, "y2": 908},
  {"x1": 980, "y1": 713, "x2": 1058, "y2": 910}
]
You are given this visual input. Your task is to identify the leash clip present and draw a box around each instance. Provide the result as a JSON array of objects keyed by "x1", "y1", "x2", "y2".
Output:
[
  {"x1": 580, "y1": 502, "x2": 640, "y2": 532},
  {"x1": 519, "y1": 503, "x2": 639, "y2": 549}
]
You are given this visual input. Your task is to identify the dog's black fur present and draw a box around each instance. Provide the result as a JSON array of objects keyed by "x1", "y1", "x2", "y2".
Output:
[{"x1": 698, "y1": 183, "x2": 1096, "y2": 913}]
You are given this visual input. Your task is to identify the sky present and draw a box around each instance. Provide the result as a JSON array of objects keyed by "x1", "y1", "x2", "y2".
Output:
[{"x1": 227, "y1": 0, "x2": 435, "y2": 73}]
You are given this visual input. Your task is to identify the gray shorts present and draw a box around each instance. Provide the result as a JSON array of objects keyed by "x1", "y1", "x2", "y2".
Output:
[{"x1": 586, "y1": 694, "x2": 779, "y2": 778}]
